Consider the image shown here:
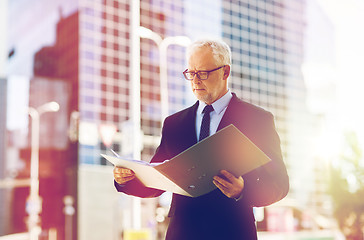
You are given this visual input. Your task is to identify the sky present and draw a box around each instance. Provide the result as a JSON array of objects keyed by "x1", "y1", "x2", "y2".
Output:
[{"x1": 315, "y1": 0, "x2": 364, "y2": 149}]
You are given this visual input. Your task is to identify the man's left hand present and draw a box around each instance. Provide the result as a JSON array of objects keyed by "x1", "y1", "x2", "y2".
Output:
[{"x1": 213, "y1": 170, "x2": 244, "y2": 199}]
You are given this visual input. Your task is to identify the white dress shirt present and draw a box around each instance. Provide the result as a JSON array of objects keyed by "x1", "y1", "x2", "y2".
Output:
[{"x1": 195, "y1": 90, "x2": 233, "y2": 141}]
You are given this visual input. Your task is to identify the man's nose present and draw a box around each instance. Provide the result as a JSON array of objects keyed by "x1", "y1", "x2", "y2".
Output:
[{"x1": 192, "y1": 74, "x2": 200, "y2": 83}]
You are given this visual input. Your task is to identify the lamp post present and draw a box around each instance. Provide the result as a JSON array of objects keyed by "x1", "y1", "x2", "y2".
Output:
[
  {"x1": 27, "y1": 101, "x2": 60, "y2": 240},
  {"x1": 138, "y1": 26, "x2": 191, "y2": 125},
  {"x1": 129, "y1": 4, "x2": 190, "y2": 230},
  {"x1": 130, "y1": 0, "x2": 142, "y2": 230}
]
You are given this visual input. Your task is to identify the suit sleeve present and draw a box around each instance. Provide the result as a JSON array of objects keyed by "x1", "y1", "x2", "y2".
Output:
[
  {"x1": 114, "y1": 178, "x2": 164, "y2": 198},
  {"x1": 240, "y1": 112, "x2": 289, "y2": 207}
]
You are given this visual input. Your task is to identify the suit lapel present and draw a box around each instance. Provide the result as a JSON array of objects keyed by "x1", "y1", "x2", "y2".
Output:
[
  {"x1": 185, "y1": 101, "x2": 199, "y2": 145},
  {"x1": 217, "y1": 93, "x2": 240, "y2": 131}
]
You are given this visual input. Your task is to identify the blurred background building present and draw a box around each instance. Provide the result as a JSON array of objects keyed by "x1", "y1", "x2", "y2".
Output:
[{"x1": 0, "y1": 0, "x2": 347, "y2": 239}]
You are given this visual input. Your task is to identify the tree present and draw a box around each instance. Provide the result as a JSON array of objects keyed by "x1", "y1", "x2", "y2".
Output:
[{"x1": 328, "y1": 132, "x2": 364, "y2": 239}]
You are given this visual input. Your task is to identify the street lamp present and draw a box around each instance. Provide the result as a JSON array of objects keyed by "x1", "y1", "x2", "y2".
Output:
[
  {"x1": 129, "y1": 3, "x2": 189, "y2": 230},
  {"x1": 27, "y1": 101, "x2": 60, "y2": 240},
  {"x1": 130, "y1": 0, "x2": 142, "y2": 230},
  {"x1": 138, "y1": 26, "x2": 191, "y2": 125}
]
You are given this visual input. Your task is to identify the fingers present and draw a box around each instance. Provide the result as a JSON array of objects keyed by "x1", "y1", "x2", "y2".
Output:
[
  {"x1": 213, "y1": 173, "x2": 231, "y2": 192},
  {"x1": 113, "y1": 167, "x2": 135, "y2": 185},
  {"x1": 213, "y1": 170, "x2": 235, "y2": 186},
  {"x1": 213, "y1": 170, "x2": 244, "y2": 199},
  {"x1": 213, "y1": 178, "x2": 228, "y2": 196},
  {"x1": 220, "y1": 170, "x2": 236, "y2": 181},
  {"x1": 113, "y1": 167, "x2": 134, "y2": 175}
]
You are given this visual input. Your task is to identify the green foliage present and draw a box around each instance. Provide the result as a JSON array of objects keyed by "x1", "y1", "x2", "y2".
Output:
[{"x1": 328, "y1": 132, "x2": 364, "y2": 240}]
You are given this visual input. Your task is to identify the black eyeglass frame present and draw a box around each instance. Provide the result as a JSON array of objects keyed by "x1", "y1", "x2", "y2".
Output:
[{"x1": 183, "y1": 65, "x2": 226, "y2": 80}]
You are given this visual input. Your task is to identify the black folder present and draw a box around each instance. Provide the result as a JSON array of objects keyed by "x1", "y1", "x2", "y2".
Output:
[{"x1": 102, "y1": 124, "x2": 271, "y2": 197}]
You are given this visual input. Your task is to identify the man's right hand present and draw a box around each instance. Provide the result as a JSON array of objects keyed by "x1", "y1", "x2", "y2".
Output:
[{"x1": 113, "y1": 167, "x2": 136, "y2": 185}]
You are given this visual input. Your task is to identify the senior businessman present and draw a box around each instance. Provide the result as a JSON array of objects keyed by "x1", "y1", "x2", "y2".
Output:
[{"x1": 113, "y1": 38, "x2": 289, "y2": 240}]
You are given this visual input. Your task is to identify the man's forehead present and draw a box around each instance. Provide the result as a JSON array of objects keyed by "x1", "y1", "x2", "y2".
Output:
[
  {"x1": 190, "y1": 45, "x2": 212, "y2": 55},
  {"x1": 188, "y1": 48, "x2": 216, "y2": 67}
]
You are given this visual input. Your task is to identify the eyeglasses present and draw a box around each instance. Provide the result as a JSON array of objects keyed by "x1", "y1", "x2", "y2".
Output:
[{"x1": 183, "y1": 65, "x2": 226, "y2": 80}]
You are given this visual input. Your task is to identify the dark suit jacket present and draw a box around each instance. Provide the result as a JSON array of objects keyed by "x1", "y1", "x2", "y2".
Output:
[{"x1": 115, "y1": 93, "x2": 289, "y2": 240}]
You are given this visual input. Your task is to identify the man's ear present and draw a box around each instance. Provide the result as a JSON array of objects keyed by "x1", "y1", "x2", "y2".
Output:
[{"x1": 223, "y1": 65, "x2": 230, "y2": 80}]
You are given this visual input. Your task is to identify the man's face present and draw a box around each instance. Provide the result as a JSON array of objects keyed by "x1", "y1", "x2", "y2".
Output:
[{"x1": 188, "y1": 46, "x2": 230, "y2": 105}]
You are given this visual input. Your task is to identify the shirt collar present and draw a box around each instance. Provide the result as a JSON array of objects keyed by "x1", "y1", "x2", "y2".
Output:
[{"x1": 198, "y1": 89, "x2": 233, "y2": 115}]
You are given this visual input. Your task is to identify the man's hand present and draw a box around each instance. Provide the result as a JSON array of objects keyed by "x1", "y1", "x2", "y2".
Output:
[
  {"x1": 113, "y1": 167, "x2": 136, "y2": 185},
  {"x1": 213, "y1": 170, "x2": 244, "y2": 199}
]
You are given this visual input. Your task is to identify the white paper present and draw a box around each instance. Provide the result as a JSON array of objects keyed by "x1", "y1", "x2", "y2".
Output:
[{"x1": 101, "y1": 154, "x2": 192, "y2": 196}]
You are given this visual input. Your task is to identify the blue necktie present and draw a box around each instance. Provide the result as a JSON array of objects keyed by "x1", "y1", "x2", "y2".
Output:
[{"x1": 199, "y1": 105, "x2": 214, "y2": 141}]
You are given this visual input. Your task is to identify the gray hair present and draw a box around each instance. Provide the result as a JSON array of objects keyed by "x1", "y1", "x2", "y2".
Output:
[{"x1": 187, "y1": 38, "x2": 232, "y2": 66}]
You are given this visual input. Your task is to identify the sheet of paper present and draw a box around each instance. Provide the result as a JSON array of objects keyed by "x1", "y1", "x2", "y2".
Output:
[{"x1": 101, "y1": 154, "x2": 192, "y2": 196}]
